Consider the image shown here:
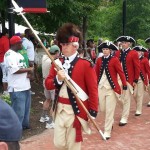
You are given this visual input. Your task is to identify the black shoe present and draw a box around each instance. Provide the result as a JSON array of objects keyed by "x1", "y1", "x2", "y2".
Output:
[
  {"x1": 147, "y1": 104, "x2": 150, "y2": 107},
  {"x1": 119, "y1": 122, "x2": 127, "y2": 126},
  {"x1": 135, "y1": 113, "x2": 141, "y2": 116},
  {"x1": 23, "y1": 126, "x2": 31, "y2": 130},
  {"x1": 106, "y1": 137, "x2": 110, "y2": 140}
]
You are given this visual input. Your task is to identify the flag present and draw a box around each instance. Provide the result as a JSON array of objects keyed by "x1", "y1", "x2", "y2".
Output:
[{"x1": 16, "y1": 0, "x2": 47, "y2": 13}]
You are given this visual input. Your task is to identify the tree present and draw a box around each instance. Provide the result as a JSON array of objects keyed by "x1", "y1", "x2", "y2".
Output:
[
  {"x1": 88, "y1": 0, "x2": 150, "y2": 41},
  {"x1": 126, "y1": 0, "x2": 150, "y2": 39},
  {"x1": 88, "y1": 0, "x2": 122, "y2": 41},
  {"x1": 13, "y1": 0, "x2": 100, "y2": 47},
  {"x1": 2, "y1": 0, "x2": 150, "y2": 43}
]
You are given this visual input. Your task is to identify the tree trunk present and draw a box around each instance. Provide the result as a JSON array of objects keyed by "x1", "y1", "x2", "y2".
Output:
[{"x1": 82, "y1": 16, "x2": 88, "y2": 49}]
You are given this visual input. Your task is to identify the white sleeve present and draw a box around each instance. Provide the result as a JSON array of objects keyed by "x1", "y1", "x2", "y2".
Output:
[
  {"x1": 22, "y1": 39, "x2": 28, "y2": 50},
  {"x1": 56, "y1": 75, "x2": 63, "y2": 85},
  {"x1": 5, "y1": 54, "x2": 20, "y2": 74}
]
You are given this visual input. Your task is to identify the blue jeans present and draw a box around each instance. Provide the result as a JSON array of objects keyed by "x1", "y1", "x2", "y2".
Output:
[{"x1": 10, "y1": 90, "x2": 31, "y2": 128}]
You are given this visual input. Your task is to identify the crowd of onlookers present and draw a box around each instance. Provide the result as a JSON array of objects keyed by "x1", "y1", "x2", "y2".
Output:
[
  {"x1": 0, "y1": 27, "x2": 69, "y2": 149},
  {"x1": 0, "y1": 28, "x2": 35, "y2": 150}
]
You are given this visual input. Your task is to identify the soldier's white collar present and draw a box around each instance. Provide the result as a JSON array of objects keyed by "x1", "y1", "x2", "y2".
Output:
[
  {"x1": 123, "y1": 47, "x2": 130, "y2": 52},
  {"x1": 63, "y1": 52, "x2": 78, "y2": 72},
  {"x1": 65, "y1": 51, "x2": 78, "y2": 63},
  {"x1": 104, "y1": 54, "x2": 110, "y2": 59},
  {"x1": 139, "y1": 54, "x2": 143, "y2": 59}
]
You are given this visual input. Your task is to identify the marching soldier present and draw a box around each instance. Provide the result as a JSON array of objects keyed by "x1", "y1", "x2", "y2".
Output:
[
  {"x1": 115, "y1": 36, "x2": 140, "y2": 126},
  {"x1": 95, "y1": 41, "x2": 127, "y2": 139},
  {"x1": 86, "y1": 39, "x2": 97, "y2": 63},
  {"x1": 133, "y1": 46, "x2": 150, "y2": 115},
  {"x1": 144, "y1": 37, "x2": 150, "y2": 60},
  {"x1": 145, "y1": 37, "x2": 150, "y2": 107},
  {"x1": 45, "y1": 23, "x2": 98, "y2": 150}
]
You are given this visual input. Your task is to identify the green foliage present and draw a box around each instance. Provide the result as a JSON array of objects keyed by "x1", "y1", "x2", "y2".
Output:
[
  {"x1": 137, "y1": 39, "x2": 147, "y2": 48},
  {"x1": 30, "y1": 108, "x2": 34, "y2": 114},
  {"x1": 88, "y1": 0, "x2": 150, "y2": 41},
  {"x1": 126, "y1": 0, "x2": 150, "y2": 39},
  {"x1": 1, "y1": 94, "x2": 11, "y2": 105},
  {"x1": 0, "y1": 0, "x2": 6, "y2": 11},
  {"x1": 88, "y1": 0, "x2": 122, "y2": 40},
  {"x1": 2, "y1": 0, "x2": 150, "y2": 43},
  {"x1": 15, "y1": 0, "x2": 101, "y2": 33}
]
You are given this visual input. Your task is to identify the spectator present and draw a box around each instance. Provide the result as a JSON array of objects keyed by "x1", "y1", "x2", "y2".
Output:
[
  {"x1": 0, "y1": 28, "x2": 10, "y2": 94},
  {"x1": 15, "y1": 33, "x2": 29, "y2": 67},
  {"x1": 4, "y1": 35, "x2": 33, "y2": 129},
  {"x1": 22, "y1": 29, "x2": 35, "y2": 67},
  {"x1": 22, "y1": 29, "x2": 35, "y2": 94},
  {"x1": 97, "y1": 38, "x2": 104, "y2": 58},
  {"x1": 77, "y1": 48, "x2": 85, "y2": 58},
  {"x1": 86, "y1": 39, "x2": 97, "y2": 63},
  {"x1": 0, "y1": 99, "x2": 22, "y2": 150},
  {"x1": 42, "y1": 38, "x2": 47, "y2": 47},
  {"x1": 40, "y1": 45, "x2": 60, "y2": 129},
  {"x1": 30, "y1": 36, "x2": 40, "y2": 83}
]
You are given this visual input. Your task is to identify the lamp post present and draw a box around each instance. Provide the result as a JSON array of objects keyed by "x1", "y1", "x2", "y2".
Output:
[
  {"x1": 7, "y1": 0, "x2": 15, "y2": 37},
  {"x1": 0, "y1": 11, "x2": 6, "y2": 32},
  {"x1": 122, "y1": 0, "x2": 126, "y2": 35}
]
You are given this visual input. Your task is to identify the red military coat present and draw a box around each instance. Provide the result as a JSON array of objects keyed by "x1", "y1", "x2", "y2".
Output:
[
  {"x1": 45, "y1": 57, "x2": 98, "y2": 121},
  {"x1": 95, "y1": 55, "x2": 127, "y2": 94},
  {"x1": 115, "y1": 49, "x2": 140, "y2": 86},
  {"x1": 0, "y1": 36, "x2": 9, "y2": 62},
  {"x1": 140, "y1": 57, "x2": 150, "y2": 86},
  {"x1": 144, "y1": 51, "x2": 149, "y2": 60}
]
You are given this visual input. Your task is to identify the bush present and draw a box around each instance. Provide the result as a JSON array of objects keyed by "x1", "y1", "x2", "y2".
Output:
[
  {"x1": 137, "y1": 39, "x2": 147, "y2": 48},
  {"x1": 1, "y1": 94, "x2": 11, "y2": 105}
]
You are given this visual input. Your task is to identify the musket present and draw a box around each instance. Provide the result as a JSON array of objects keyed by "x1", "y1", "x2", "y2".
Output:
[{"x1": 11, "y1": 0, "x2": 106, "y2": 141}]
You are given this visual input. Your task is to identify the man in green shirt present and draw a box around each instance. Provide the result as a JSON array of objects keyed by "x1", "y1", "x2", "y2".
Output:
[{"x1": 18, "y1": 46, "x2": 29, "y2": 68}]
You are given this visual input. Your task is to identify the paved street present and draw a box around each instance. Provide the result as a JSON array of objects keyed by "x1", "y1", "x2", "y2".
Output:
[{"x1": 21, "y1": 93, "x2": 150, "y2": 150}]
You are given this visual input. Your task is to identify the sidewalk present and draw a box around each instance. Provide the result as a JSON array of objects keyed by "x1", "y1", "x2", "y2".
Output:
[{"x1": 21, "y1": 93, "x2": 150, "y2": 150}]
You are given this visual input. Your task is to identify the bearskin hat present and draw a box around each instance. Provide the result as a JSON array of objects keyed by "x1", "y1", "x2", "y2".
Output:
[{"x1": 56, "y1": 23, "x2": 82, "y2": 44}]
